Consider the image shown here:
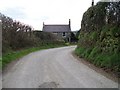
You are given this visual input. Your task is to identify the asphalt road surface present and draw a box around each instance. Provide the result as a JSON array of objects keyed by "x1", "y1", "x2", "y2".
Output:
[{"x1": 3, "y1": 46, "x2": 118, "y2": 88}]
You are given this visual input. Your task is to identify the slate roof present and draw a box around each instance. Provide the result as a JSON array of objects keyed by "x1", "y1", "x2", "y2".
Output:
[{"x1": 43, "y1": 24, "x2": 71, "y2": 33}]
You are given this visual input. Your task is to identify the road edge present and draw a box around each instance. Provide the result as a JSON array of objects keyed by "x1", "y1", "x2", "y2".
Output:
[{"x1": 72, "y1": 51, "x2": 118, "y2": 83}]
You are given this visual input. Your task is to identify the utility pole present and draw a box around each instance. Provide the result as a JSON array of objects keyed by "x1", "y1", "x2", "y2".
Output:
[{"x1": 92, "y1": 0, "x2": 94, "y2": 6}]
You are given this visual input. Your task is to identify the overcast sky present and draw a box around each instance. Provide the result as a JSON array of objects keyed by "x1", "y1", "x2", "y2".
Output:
[{"x1": 0, "y1": 0, "x2": 100, "y2": 31}]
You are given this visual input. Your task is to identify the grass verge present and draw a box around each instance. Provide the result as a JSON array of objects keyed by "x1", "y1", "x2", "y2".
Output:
[
  {"x1": 2, "y1": 44, "x2": 67, "y2": 69},
  {"x1": 75, "y1": 46, "x2": 120, "y2": 76}
]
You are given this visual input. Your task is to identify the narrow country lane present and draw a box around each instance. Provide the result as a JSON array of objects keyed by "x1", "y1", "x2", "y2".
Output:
[{"x1": 3, "y1": 46, "x2": 118, "y2": 88}]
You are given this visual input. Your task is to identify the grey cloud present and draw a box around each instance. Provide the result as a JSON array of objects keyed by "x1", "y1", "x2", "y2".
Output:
[{"x1": 1, "y1": 7, "x2": 26, "y2": 19}]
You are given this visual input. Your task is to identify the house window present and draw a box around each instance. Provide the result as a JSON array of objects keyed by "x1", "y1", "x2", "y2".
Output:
[{"x1": 63, "y1": 32, "x2": 65, "y2": 36}]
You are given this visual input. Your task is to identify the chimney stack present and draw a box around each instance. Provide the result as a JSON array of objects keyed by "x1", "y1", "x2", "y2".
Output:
[
  {"x1": 69, "y1": 19, "x2": 71, "y2": 28},
  {"x1": 43, "y1": 22, "x2": 44, "y2": 26}
]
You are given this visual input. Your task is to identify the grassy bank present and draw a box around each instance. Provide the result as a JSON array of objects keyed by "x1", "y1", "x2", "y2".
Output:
[
  {"x1": 75, "y1": 46, "x2": 120, "y2": 74},
  {"x1": 2, "y1": 43, "x2": 67, "y2": 68},
  {"x1": 0, "y1": 57, "x2": 1, "y2": 69},
  {"x1": 76, "y1": 2, "x2": 120, "y2": 76}
]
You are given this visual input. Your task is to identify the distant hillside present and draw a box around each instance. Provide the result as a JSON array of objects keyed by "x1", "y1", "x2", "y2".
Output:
[{"x1": 76, "y1": 1, "x2": 120, "y2": 75}]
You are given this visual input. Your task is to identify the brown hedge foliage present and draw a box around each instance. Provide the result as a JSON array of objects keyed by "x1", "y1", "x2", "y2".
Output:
[{"x1": 1, "y1": 13, "x2": 63, "y2": 54}]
